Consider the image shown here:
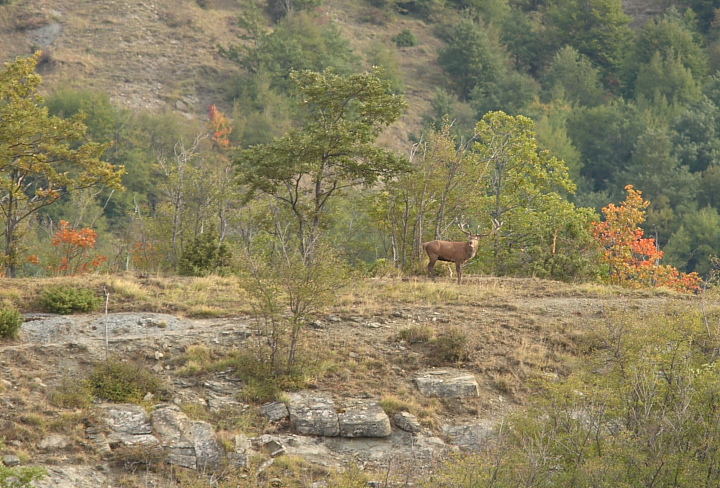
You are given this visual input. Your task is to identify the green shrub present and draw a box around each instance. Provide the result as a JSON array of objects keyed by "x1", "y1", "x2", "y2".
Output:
[
  {"x1": 0, "y1": 306, "x2": 23, "y2": 339},
  {"x1": 41, "y1": 286, "x2": 100, "y2": 314},
  {"x1": 392, "y1": 29, "x2": 418, "y2": 47},
  {"x1": 178, "y1": 231, "x2": 232, "y2": 277},
  {"x1": 88, "y1": 361, "x2": 168, "y2": 403},
  {"x1": 49, "y1": 377, "x2": 94, "y2": 409},
  {"x1": 0, "y1": 465, "x2": 46, "y2": 487}
]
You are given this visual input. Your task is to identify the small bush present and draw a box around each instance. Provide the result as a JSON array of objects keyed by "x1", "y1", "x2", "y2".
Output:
[
  {"x1": 49, "y1": 377, "x2": 94, "y2": 409},
  {"x1": 88, "y1": 361, "x2": 168, "y2": 403},
  {"x1": 396, "y1": 325, "x2": 434, "y2": 344},
  {"x1": 0, "y1": 306, "x2": 23, "y2": 339},
  {"x1": 0, "y1": 465, "x2": 47, "y2": 487},
  {"x1": 392, "y1": 29, "x2": 418, "y2": 47},
  {"x1": 431, "y1": 327, "x2": 470, "y2": 362},
  {"x1": 41, "y1": 286, "x2": 100, "y2": 314}
]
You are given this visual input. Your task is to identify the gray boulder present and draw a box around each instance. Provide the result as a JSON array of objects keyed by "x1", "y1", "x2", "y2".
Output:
[
  {"x1": 338, "y1": 400, "x2": 391, "y2": 438},
  {"x1": 393, "y1": 411, "x2": 422, "y2": 433},
  {"x1": 288, "y1": 393, "x2": 340, "y2": 437},
  {"x1": 414, "y1": 369, "x2": 479, "y2": 398}
]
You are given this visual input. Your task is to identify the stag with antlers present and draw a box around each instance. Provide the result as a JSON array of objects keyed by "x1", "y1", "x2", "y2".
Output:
[{"x1": 422, "y1": 219, "x2": 502, "y2": 284}]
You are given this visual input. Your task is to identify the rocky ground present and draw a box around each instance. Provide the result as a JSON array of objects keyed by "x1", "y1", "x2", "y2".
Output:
[{"x1": 0, "y1": 276, "x2": 701, "y2": 486}]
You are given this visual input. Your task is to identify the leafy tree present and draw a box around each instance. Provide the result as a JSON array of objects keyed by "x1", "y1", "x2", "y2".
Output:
[
  {"x1": 470, "y1": 68, "x2": 540, "y2": 116},
  {"x1": 634, "y1": 50, "x2": 703, "y2": 105},
  {"x1": 541, "y1": 46, "x2": 605, "y2": 107},
  {"x1": 619, "y1": 125, "x2": 700, "y2": 245},
  {"x1": 438, "y1": 17, "x2": 505, "y2": 99},
  {"x1": 472, "y1": 111, "x2": 596, "y2": 278},
  {"x1": 666, "y1": 205, "x2": 720, "y2": 275},
  {"x1": 543, "y1": 0, "x2": 632, "y2": 79},
  {"x1": 47, "y1": 220, "x2": 107, "y2": 276},
  {"x1": 529, "y1": 101, "x2": 583, "y2": 183},
  {"x1": 379, "y1": 120, "x2": 482, "y2": 270},
  {"x1": 422, "y1": 88, "x2": 477, "y2": 141},
  {"x1": 178, "y1": 228, "x2": 232, "y2": 276},
  {"x1": 671, "y1": 96, "x2": 720, "y2": 173},
  {"x1": 621, "y1": 11, "x2": 708, "y2": 97},
  {"x1": 224, "y1": 11, "x2": 356, "y2": 92},
  {"x1": 592, "y1": 185, "x2": 701, "y2": 291},
  {"x1": 0, "y1": 54, "x2": 124, "y2": 277},
  {"x1": 566, "y1": 100, "x2": 645, "y2": 193},
  {"x1": 234, "y1": 68, "x2": 410, "y2": 258},
  {"x1": 500, "y1": 8, "x2": 549, "y2": 75},
  {"x1": 700, "y1": 164, "x2": 720, "y2": 209}
]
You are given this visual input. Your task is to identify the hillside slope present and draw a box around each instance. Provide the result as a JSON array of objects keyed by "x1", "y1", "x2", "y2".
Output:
[{"x1": 0, "y1": 0, "x2": 448, "y2": 148}]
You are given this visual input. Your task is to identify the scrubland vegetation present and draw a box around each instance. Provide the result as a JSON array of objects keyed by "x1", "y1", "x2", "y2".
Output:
[{"x1": 2, "y1": 0, "x2": 720, "y2": 484}]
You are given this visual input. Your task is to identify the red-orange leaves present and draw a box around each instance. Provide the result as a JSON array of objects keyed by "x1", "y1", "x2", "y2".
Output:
[
  {"x1": 592, "y1": 185, "x2": 701, "y2": 292},
  {"x1": 208, "y1": 105, "x2": 233, "y2": 150},
  {"x1": 49, "y1": 220, "x2": 107, "y2": 276}
]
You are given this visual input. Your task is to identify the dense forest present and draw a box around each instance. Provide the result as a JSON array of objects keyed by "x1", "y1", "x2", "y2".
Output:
[{"x1": 1, "y1": 0, "x2": 720, "y2": 284}]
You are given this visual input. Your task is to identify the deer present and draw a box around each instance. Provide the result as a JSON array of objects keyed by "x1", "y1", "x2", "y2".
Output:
[{"x1": 422, "y1": 219, "x2": 502, "y2": 284}]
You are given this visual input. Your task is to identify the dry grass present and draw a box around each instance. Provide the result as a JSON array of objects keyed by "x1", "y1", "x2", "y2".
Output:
[{"x1": 0, "y1": 273, "x2": 248, "y2": 316}]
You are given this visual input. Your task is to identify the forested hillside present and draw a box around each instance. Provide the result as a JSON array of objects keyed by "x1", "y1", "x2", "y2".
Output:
[{"x1": 0, "y1": 0, "x2": 719, "y2": 282}]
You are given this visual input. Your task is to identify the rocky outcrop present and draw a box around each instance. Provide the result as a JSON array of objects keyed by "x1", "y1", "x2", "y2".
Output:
[
  {"x1": 338, "y1": 400, "x2": 391, "y2": 438},
  {"x1": 288, "y1": 393, "x2": 392, "y2": 438},
  {"x1": 98, "y1": 404, "x2": 222, "y2": 471},
  {"x1": 288, "y1": 393, "x2": 340, "y2": 437},
  {"x1": 414, "y1": 369, "x2": 480, "y2": 398}
]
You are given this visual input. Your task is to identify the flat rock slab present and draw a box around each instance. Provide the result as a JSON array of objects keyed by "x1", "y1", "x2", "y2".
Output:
[
  {"x1": 414, "y1": 369, "x2": 479, "y2": 398},
  {"x1": 393, "y1": 411, "x2": 422, "y2": 433},
  {"x1": 288, "y1": 393, "x2": 340, "y2": 437},
  {"x1": 261, "y1": 401, "x2": 290, "y2": 422},
  {"x1": 338, "y1": 400, "x2": 391, "y2": 438},
  {"x1": 100, "y1": 404, "x2": 153, "y2": 435}
]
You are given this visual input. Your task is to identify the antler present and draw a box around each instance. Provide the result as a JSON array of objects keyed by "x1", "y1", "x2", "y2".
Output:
[
  {"x1": 458, "y1": 222, "x2": 472, "y2": 236},
  {"x1": 476, "y1": 218, "x2": 503, "y2": 237}
]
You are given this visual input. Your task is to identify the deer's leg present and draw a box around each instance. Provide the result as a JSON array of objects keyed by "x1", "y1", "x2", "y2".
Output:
[
  {"x1": 456, "y1": 262, "x2": 462, "y2": 284},
  {"x1": 428, "y1": 258, "x2": 436, "y2": 280}
]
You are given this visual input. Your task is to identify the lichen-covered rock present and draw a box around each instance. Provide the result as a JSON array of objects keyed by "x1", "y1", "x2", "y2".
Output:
[
  {"x1": 101, "y1": 404, "x2": 153, "y2": 435},
  {"x1": 192, "y1": 421, "x2": 224, "y2": 470},
  {"x1": 393, "y1": 411, "x2": 422, "y2": 433},
  {"x1": 288, "y1": 393, "x2": 339, "y2": 437},
  {"x1": 151, "y1": 405, "x2": 196, "y2": 469},
  {"x1": 338, "y1": 400, "x2": 391, "y2": 438},
  {"x1": 261, "y1": 401, "x2": 289, "y2": 422},
  {"x1": 414, "y1": 369, "x2": 479, "y2": 398}
]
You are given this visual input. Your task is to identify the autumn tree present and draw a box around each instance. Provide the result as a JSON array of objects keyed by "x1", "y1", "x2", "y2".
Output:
[
  {"x1": 234, "y1": 68, "x2": 409, "y2": 259},
  {"x1": 592, "y1": 185, "x2": 701, "y2": 291},
  {"x1": 48, "y1": 220, "x2": 107, "y2": 276},
  {"x1": 0, "y1": 53, "x2": 124, "y2": 277}
]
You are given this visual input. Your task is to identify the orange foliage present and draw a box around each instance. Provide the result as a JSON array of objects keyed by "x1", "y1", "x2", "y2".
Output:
[
  {"x1": 49, "y1": 220, "x2": 107, "y2": 276},
  {"x1": 592, "y1": 186, "x2": 701, "y2": 293},
  {"x1": 131, "y1": 241, "x2": 159, "y2": 273},
  {"x1": 208, "y1": 105, "x2": 234, "y2": 150}
]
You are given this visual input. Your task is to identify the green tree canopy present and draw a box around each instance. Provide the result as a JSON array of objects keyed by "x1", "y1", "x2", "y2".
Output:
[
  {"x1": 472, "y1": 111, "x2": 597, "y2": 278},
  {"x1": 543, "y1": 0, "x2": 632, "y2": 78},
  {"x1": 541, "y1": 46, "x2": 605, "y2": 107},
  {"x1": 438, "y1": 17, "x2": 505, "y2": 99},
  {"x1": 622, "y1": 12, "x2": 708, "y2": 97},
  {"x1": 0, "y1": 54, "x2": 124, "y2": 276},
  {"x1": 234, "y1": 68, "x2": 410, "y2": 258}
]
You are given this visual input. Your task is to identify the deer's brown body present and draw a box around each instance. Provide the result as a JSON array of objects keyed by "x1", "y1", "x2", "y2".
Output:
[{"x1": 422, "y1": 220, "x2": 502, "y2": 284}]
